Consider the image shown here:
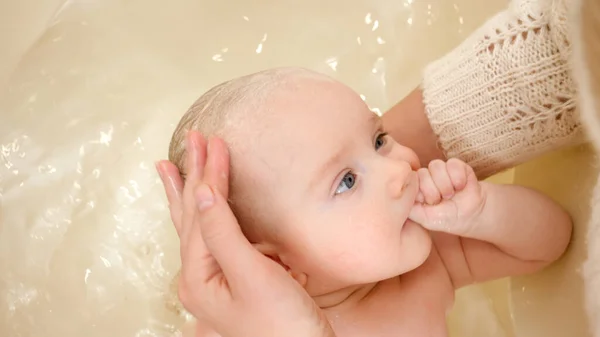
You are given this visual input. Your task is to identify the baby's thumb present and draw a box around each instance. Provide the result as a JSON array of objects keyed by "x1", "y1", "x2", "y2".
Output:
[
  {"x1": 409, "y1": 203, "x2": 429, "y2": 228},
  {"x1": 195, "y1": 183, "x2": 263, "y2": 284},
  {"x1": 409, "y1": 203, "x2": 457, "y2": 233}
]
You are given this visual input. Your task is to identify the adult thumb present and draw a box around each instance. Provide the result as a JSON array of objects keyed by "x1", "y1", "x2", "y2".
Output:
[{"x1": 195, "y1": 183, "x2": 264, "y2": 284}]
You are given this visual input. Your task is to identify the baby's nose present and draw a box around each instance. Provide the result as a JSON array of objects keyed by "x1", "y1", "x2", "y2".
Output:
[{"x1": 387, "y1": 161, "x2": 413, "y2": 199}]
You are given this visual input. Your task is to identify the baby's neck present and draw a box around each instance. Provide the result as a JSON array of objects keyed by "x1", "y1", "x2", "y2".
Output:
[{"x1": 311, "y1": 282, "x2": 379, "y2": 310}]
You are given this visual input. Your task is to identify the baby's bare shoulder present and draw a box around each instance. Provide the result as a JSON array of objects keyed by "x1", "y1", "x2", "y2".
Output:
[
  {"x1": 362, "y1": 247, "x2": 455, "y2": 320},
  {"x1": 401, "y1": 242, "x2": 456, "y2": 302},
  {"x1": 349, "y1": 265, "x2": 453, "y2": 336}
]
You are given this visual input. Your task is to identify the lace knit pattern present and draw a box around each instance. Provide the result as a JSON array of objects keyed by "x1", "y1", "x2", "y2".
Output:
[{"x1": 422, "y1": 0, "x2": 582, "y2": 177}]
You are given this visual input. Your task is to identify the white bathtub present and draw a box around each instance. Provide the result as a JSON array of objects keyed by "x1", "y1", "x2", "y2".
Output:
[{"x1": 0, "y1": 0, "x2": 592, "y2": 336}]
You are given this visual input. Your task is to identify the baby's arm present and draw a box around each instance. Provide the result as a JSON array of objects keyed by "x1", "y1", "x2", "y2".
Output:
[{"x1": 410, "y1": 159, "x2": 573, "y2": 288}]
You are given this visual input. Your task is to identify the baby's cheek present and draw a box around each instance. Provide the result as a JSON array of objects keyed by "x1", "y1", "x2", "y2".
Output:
[
  {"x1": 301, "y1": 206, "x2": 391, "y2": 276},
  {"x1": 316, "y1": 201, "x2": 334, "y2": 213}
]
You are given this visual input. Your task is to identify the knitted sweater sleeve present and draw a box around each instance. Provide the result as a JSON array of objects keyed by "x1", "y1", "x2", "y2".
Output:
[{"x1": 422, "y1": 0, "x2": 582, "y2": 177}]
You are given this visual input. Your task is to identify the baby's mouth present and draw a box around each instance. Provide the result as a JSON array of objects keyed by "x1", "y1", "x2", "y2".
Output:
[
  {"x1": 396, "y1": 172, "x2": 420, "y2": 229},
  {"x1": 406, "y1": 171, "x2": 420, "y2": 200}
]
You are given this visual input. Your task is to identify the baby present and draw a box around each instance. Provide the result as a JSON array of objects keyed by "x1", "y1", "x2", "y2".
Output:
[{"x1": 166, "y1": 67, "x2": 573, "y2": 337}]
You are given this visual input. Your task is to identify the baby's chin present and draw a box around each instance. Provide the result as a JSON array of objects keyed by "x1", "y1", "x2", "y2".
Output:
[
  {"x1": 331, "y1": 220, "x2": 432, "y2": 286},
  {"x1": 395, "y1": 219, "x2": 433, "y2": 273},
  {"x1": 296, "y1": 219, "x2": 432, "y2": 296}
]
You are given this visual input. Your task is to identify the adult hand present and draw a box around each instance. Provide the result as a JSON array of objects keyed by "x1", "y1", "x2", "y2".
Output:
[{"x1": 156, "y1": 131, "x2": 334, "y2": 337}]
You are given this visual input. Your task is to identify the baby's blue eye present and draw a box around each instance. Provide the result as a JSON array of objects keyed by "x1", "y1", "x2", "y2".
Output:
[
  {"x1": 335, "y1": 172, "x2": 356, "y2": 194},
  {"x1": 375, "y1": 133, "x2": 388, "y2": 150}
]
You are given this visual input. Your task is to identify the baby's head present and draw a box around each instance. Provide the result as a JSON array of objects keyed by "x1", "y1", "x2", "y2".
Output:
[{"x1": 169, "y1": 67, "x2": 432, "y2": 296}]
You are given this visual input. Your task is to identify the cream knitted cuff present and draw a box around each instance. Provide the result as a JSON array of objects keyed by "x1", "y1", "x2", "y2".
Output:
[{"x1": 422, "y1": 0, "x2": 581, "y2": 177}]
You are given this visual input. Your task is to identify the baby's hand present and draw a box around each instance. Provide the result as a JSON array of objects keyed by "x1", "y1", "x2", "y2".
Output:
[{"x1": 409, "y1": 158, "x2": 485, "y2": 235}]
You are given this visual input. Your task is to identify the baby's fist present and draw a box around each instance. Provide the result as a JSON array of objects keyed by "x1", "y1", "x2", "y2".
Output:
[
  {"x1": 415, "y1": 159, "x2": 470, "y2": 204},
  {"x1": 410, "y1": 159, "x2": 484, "y2": 235}
]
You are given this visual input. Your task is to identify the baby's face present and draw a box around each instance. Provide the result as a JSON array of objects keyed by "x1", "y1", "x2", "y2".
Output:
[{"x1": 229, "y1": 77, "x2": 432, "y2": 295}]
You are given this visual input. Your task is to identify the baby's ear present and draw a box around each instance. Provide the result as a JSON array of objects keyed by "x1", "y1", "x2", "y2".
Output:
[
  {"x1": 252, "y1": 243, "x2": 287, "y2": 269},
  {"x1": 252, "y1": 243, "x2": 308, "y2": 288}
]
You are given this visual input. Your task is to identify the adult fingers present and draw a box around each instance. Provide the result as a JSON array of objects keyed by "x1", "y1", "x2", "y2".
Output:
[
  {"x1": 194, "y1": 183, "x2": 265, "y2": 292},
  {"x1": 156, "y1": 160, "x2": 185, "y2": 234},
  {"x1": 204, "y1": 137, "x2": 230, "y2": 198},
  {"x1": 181, "y1": 131, "x2": 209, "y2": 255}
]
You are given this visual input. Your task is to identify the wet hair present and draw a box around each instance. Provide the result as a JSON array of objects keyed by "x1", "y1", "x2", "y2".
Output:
[{"x1": 168, "y1": 66, "x2": 333, "y2": 176}]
